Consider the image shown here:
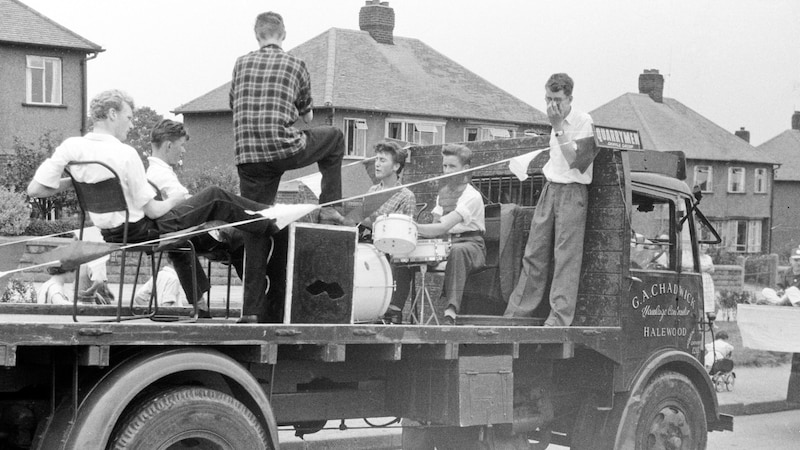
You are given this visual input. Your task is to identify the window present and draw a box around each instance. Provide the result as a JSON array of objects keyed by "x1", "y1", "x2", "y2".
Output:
[
  {"x1": 727, "y1": 167, "x2": 745, "y2": 193},
  {"x1": 630, "y1": 193, "x2": 675, "y2": 270},
  {"x1": 724, "y1": 219, "x2": 762, "y2": 253},
  {"x1": 472, "y1": 174, "x2": 543, "y2": 206},
  {"x1": 465, "y1": 126, "x2": 515, "y2": 142},
  {"x1": 26, "y1": 56, "x2": 62, "y2": 105},
  {"x1": 754, "y1": 168, "x2": 767, "y2": 194},
  {"x1": 344, "y1": 118, "x2": 368, "y2": 157},
  {"x1": 386, "y1": 120, "x2": 444, "y2": 145},
  {"x1": 693, "y1": 166, "x2": 713, "y2": 193}
]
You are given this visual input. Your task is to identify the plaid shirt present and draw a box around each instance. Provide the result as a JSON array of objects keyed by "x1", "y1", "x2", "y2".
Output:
[
  {"x1": 230, "y1": 44, "x2": 313, "y2": 165},
  {"x1": 368, "y1": 183, "x2": 417, "y2": 220}
]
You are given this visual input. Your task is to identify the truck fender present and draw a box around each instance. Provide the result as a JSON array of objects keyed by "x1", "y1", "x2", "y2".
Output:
[
  {"x1": 613, "y1": 348, "x2": 719, "y2": 448},
  {"x1": 37, "y1": 347, "x2": 279, "y2": 450}
]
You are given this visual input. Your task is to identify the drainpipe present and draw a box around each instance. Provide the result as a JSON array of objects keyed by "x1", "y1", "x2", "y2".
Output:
[
  {"x1": 768, "y1": 165, "x2": 777, "y2": 254},
  {"x1": 80, "y1": 52, "x2": 99, "y2": 135}
]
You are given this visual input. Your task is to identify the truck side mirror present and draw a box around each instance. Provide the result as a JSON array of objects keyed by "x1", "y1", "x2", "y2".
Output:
[{"x1": 692, "y1": 185, "x2": 702, "y2": 203}]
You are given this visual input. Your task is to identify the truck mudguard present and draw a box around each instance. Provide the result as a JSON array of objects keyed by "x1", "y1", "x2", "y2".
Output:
[
  {"x1": 36, "y1": 348, "x2": 278, "y2": 450},
  {"x1": 613, "y1": 347, "x2": 723, "y2": 448}
]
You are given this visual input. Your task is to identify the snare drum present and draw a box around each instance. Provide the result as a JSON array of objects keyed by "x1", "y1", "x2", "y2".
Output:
[
  {"x1": 373, "y1": 213, "x2": 418, "y2": 254},
  {"x1": 391, "y1": 239, "x2": 451, "y2": 264}
]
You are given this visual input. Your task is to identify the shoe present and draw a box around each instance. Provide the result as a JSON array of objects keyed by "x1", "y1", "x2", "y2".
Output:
[
  {"x1": 443, "y1": 306, "x2": 456, "y2": 326},
  {"x1": 318, "y1": 206, "x2": 346, "y2": 225},
  {"x1": 382, "y1": 308, "x2": 402, "y2": 324},
  {"x1": 237, "y1": 314, "x2": 260, "y2": 324},
  {"x1": 197, "y1": 309, "x2": 212, "y2": 319}
]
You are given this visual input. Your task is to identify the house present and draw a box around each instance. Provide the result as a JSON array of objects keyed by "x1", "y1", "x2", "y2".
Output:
[
  {"x1": 592, "y1": 69, "x2": 779, "y2": 254},
  {"x1": 0, "y1": 0, "x2": 103, "y2": 157},
  {"x1": 757, "y1": 111, "x2": 800, "y2": 259},
  {"x1": 173, "y1": 1, "x2": 548, "y2": 184}
]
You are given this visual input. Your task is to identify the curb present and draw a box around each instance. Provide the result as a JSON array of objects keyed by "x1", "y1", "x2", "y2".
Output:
[
  {"x1": 719, "y1": 400, "x2": 800, "y2": 416},
  {"x1": 279, "y1": 431, "x2": 401, "y2": 450}
]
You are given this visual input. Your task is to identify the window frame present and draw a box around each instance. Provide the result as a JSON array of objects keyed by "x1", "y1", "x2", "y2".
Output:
[
  {"x1": 26, "y1": 55, "x2": 63, "y2": 105},
  {"x1": 753, "y1": 168, "x2": 768, "y2": 194},
  {"x1": 343, "y1": 118, "x2": 368, "y2": 157},
  {"x1": 727, "y1": 167, "x2": 745, "y2": 193},
  {"x1": 385, "y1": 119, "x2": 445, "y2": 145},
  {"x1": 693, "y1": 165, "x2": 713, "y2": 193}
]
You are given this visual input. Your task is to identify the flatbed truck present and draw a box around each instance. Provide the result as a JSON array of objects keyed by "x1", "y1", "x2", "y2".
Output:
[{"x1": 0, "y1": 130, "x2": 732, "y2": 449}]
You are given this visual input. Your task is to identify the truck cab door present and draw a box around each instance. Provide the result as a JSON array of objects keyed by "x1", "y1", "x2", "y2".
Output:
[{"x1": 628, "y1": 190, "x2": 702, "y2": 353}]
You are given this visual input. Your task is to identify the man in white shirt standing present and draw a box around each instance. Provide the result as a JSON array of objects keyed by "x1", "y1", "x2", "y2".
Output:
[{"x1": 504, "y1": 73, "x2": 594, "y2": 326}]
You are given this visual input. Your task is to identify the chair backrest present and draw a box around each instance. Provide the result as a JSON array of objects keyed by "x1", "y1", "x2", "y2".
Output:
[
  {"x1": 66, "y1": 161, "x2": 129, "y2": 216},
  {"x1": 66, "y1": 161, "x2": 131, "y2": 241}
]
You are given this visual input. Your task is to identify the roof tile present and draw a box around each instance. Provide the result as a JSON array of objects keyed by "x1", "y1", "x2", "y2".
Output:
[
  {"x1": 175, "y1": 28, "x2": 545, "y2": 125},
  {"x1": 591, "y1": 93, "x2": 777, "y2": 165},
  {"x1": 758, "y1": 130, "x2": 800, "y2": 181},
  {"x1": 0, "y1": 0, "x2": 102, "y2": 52}
]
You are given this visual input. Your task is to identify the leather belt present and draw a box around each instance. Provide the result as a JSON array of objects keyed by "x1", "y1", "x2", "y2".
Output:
[{"x1": 450, "y1": 231, "x2": 483, "y2": 239}]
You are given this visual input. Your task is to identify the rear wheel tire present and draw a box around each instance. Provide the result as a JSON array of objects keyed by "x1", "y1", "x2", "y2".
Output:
[
  {"x1": 634, "y1": 372, "x2": 707, "y2": 450},
  {"x1": 109, "y1": 386, "x2": 269, "y2": 450}
]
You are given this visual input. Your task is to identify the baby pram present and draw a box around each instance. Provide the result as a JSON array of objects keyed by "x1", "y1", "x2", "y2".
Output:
[{"x1": 709, "y1": 358, "x2": 735, "y2": 392}]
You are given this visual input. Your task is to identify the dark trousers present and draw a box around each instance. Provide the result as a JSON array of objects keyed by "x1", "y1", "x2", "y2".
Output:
[
  {"x1": 388, "y1": 263, "x2": 414, "y2": 311},
  {"x1": 444, "y1": 236, "x2": 486, "y2": 313},
  {"x1": 503, "y1": 182, "x2": 587, "y2": 326},
  {"x1": 101, "y1": 187, "x2": 272, "y2": 315},
  {"x1": 237, "y1": 126, "x2": 345, "y2": 205},
  {"x1": 237, "y1": 126, "x2": 344, "y2": 318}
]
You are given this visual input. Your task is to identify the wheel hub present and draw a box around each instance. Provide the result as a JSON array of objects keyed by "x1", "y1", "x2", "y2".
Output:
[{"x1": 646, "y1": 406, "x2": 691, "y2": 450}]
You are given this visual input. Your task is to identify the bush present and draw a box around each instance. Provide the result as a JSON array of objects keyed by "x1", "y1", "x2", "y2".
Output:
[
  {"x1": 707, "y1": 246, "x2": 740, "y2": 265},
  {"x1": 717, "y1": 290, "x2": 753, "y2": 309},
  {"x1": 1, "y1": 278, "x2": 36, "y2": 303},
  {"x1": 24, "y1": 218, "x2": 82, "y2": 237},
  {"x1": 180, "y1": 165, "x2": 240, "y2": 195},
  {"x1": 0, "y1": 187, "x2": 31, "y2": 236}
]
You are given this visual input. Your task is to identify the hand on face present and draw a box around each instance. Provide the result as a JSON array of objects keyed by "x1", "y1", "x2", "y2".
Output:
[{"x1": 545, "y1": 88, "x2": 571, "y2": 130}]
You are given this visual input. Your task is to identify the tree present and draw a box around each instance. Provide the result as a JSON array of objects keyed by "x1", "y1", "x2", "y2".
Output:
[
  {"x1": 127, "y1": 106, "x2": 164, "y2": 162},
  {"x1": 4, "y1": 131, "x2": 76, "y2": 219}
]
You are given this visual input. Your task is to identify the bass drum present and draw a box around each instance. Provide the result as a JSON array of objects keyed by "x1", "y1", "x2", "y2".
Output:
[{"x1": 353, "y1": 244, "x2": 394, "y2": 323}]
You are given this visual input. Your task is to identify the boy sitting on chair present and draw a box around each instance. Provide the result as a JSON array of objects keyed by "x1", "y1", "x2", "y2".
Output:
[
  {"x1": 146, "y1": 119, "x2": 246, "y2": 314},
  {"x1": 416, "y1": 144, "x2": 485, "y2": 325},
  {"x1": 27, "y1": 89, "x2": 279, "y2": 323}
]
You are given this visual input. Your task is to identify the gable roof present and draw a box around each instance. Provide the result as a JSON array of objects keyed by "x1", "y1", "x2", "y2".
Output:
[
  {"x1": 591, "y1": 93, "x2": 778, "y2": 165},
  {"x1": 175, "y1": 28, "x2": 546, "y2": 126},
  {"x1": 758, "y1": 130, "x2": 800, "y2": 181},
  {"x1": 0, "y1": 0, "x2": 102, "y2": 52}
]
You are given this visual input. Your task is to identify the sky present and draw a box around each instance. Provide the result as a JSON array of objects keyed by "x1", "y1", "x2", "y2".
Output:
[{"x1": 22, "y1": 0, "x2": 800, "y2": 146}]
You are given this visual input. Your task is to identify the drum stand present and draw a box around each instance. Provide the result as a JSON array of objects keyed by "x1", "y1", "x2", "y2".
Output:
[{"x1": 409, "y1": 264, "x2": 439, "y2": 326}]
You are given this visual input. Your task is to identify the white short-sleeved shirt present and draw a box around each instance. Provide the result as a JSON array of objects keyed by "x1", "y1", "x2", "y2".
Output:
[
  {"x1": 146, "y1": 157, "x2": 189, "y2": 200},
  {"x1": 33, "y1": 133, "x2": 156, "y2": 229},
  {"x1": 542, "y1": 108, "x2": 594, "y2": 184},
  {"x1": 432, "y1": 184, "x2": 485, "y2": 234},
  {"x1": 133, "y1": 266, "x2": 185, "y2": 307}
]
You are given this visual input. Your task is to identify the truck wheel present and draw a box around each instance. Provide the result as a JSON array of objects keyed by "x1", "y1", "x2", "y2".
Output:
[
  {"x1": 109, "y1": 386, "x2": 270, "y2": 450},
  {"x1": 634, "y1": 372, "x2": 707, "y2": 450}
]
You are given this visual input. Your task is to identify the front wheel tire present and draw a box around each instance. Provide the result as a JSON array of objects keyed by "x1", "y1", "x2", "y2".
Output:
[
  {"x1": 634, "y1": 372, "x2": 707, "y2": 450},
  {"x1": 109, "y1": 386, "x2": 270, "y2": 450}
]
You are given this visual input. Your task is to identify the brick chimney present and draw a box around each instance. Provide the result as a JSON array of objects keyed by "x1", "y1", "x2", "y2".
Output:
[
  {"x1": 638, "y1": 69, "x2": 664, "y2": 103},
  {"x1": 793, "y1": 111, "x2": 800, "y2": 131},
  {"x1": 359, "y1": 0, "x2": 394, "y2": 44},
  {"x1": 734, "y1": 127, "x2": 750, "y2": 143}
]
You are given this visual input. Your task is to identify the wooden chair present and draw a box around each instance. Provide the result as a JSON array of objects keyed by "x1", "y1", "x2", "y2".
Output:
[{"x1": 66, "y1": 160, "x2": 200, "y2": 322}]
